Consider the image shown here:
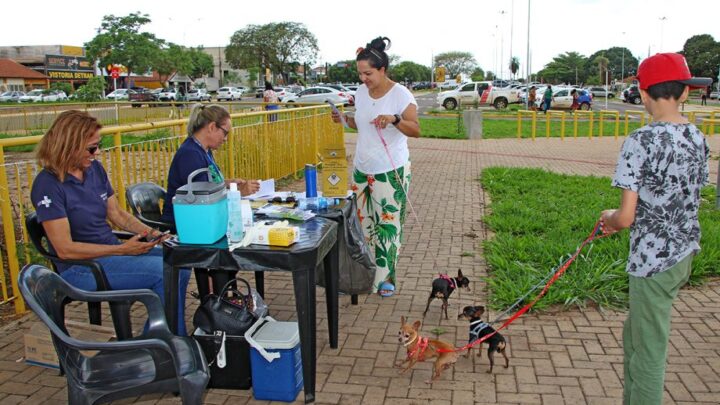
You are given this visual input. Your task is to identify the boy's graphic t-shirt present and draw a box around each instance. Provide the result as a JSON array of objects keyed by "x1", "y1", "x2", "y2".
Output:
[{"x1": 612, "y1": 122, "x2": 710, "y2": 277}]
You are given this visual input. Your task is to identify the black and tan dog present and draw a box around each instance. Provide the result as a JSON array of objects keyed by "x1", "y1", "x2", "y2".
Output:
[
  {"x1": 457, "y1": 305, "x2": 509, "y2": 373},
  {"x1": 423, "y1": 269, "x2": 470, "y2": 320}
]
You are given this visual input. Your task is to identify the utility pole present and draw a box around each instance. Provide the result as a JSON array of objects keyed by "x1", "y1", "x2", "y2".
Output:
[
  {"x1": 621, "y1": 32, "x2": 626, "y2": 85},
  {"x1": 659, "y1": 16, "x2": 667, "y2": 52},
  {"x1": 525, "y1": 0, "x2": 531, "y2": 109},
  {"x1": 510, "y1": 0, "x2": 514, "y2": 79},
  {"x1": 499, "y1": 10, "x2": 506, "y2": 80}
]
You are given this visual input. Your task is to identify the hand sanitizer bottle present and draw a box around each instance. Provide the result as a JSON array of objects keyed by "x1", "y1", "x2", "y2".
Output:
[{"x1": 227, "y1": 183, "x2": 244, "y2": 242}]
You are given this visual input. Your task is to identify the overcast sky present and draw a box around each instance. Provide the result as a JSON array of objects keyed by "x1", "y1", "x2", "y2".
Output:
[{"x1": 3, "y1": 0, "x2": 719, "y2": 79}]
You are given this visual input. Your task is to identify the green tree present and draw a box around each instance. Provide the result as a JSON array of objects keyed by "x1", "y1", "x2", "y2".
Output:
[
  {"x1": 471, "y1": 67, "x2": 485, "y2": 81},
  {"x1": 587, "y1": 47, "x2": 639, "y2": 81},
  {"x1": 50, "y1": 81, "x2": 73, "y2": 96},
  {"x1": 509, "y1": 57, "x2": 520, "y2": 79},
  {"x1": 186, "y1": 47, "x2": 214, "y2": 80},
  {"x1": 84, "y1": 12, "x2": 161, "y2": 88},
  {"x1": 328, "y1": 60, "x2": 358, "y2": 83},
  {"x1": 226, "y1": 22, "x2": 319, "y2": 83},
  {"x1": 681, "y1": 34, "x2": 720, "y2": 80},
  {"x1": 434, "y1": 51, "x2": 478, "y2": 76},
  {"x1": 154, "y1": 43, "x2": 192, "y2": 85},
  {"x1": 485, "y1": 71, "x2": 496, "y2": 81},
  {"x1": 594, "y1": 55, "x2": 610, "y2": 84},
  {"x1": 73, "y1": 76, "x2": 106, "y2": 102},
  {"x1": 537, "y1": 52, "x2": 588, "y2": 84},
  {"x1": 389, "y1": 61, "x2": 431, "y2": 83}
]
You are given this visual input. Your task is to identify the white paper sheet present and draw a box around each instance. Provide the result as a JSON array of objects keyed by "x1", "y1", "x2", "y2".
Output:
[{"x1": 244, "y1": 179, "x2": 275, "y2": 200}]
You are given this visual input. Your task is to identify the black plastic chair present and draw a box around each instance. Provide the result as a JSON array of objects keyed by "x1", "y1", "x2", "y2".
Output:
[
  {"x1": 25, "y1": 212, "x2": 132, "y2": 339},
  {"x1": 19, "y1": 264, "x2": 209, "y2": 405},
  {"x1": 125, "y1": 182, "x2": 174, "y2": 232}
]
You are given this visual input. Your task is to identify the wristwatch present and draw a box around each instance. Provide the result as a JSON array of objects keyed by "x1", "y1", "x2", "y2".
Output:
[{"x1": 392, "y1": 114, "x2": 401, "y2": 126}]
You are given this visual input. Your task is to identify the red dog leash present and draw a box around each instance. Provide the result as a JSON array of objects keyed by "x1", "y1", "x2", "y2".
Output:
[{"x1": 438, "y1": 221, "x2": 609, "y2": 353}]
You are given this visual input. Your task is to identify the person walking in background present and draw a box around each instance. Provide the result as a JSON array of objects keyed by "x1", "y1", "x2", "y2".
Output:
[
  {"x1": 263, "y1": 81, "x2": 279, "y2": 122},
  {"x1": 543, "y1": 85, "x2": 553, "y2": 113},
  {"x1": 330, "y1": 36, "x2": 420, "y2": 296},
  {"x1": 528, "y1": 86, "x2": 537, "y2": 111},
  {"x1": 700, "y1": 88, "x2": 707, "y2": 105},
  {"x1": 599, "y1": 53, "x2": 711, "y2": 405},
  {"x1": 570, "y1": 89, "x2": 580, "y2": 112},
  {"x1": 30, "y1": 110, "x2": 192, "y2": 335}
]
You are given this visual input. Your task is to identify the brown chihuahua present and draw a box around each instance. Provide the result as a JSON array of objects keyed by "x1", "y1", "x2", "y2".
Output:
[
  {"x1": 457, "y1": 305, "x2": 509, "y2": 373},
  {"x1": 395, "y1": 316, "x2": 458, "y2": 383}
]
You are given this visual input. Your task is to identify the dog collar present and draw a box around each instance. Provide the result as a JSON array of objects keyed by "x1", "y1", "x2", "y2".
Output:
[
  {"x1": 406, "y1": 336, "x2": 429, "y2": 359},
  {"x1": 403, "y1": 334, "x2": 418, "y2": 347}
]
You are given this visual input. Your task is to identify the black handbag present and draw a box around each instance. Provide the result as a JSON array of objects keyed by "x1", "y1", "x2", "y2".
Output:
[{"x1": 193, "y1": 277, "x2": 257, "y2": 335}]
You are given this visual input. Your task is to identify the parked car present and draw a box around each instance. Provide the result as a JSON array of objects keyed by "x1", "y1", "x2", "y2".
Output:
[
  {"x1": 217, "y1": 87, "x2": 243, "y2": 101},
  {"x1": 273, "y1": 87, "x2": 296, "y2": 102},
  {"x1": 19, "y1": 89, "x2": 68, "y2": 103},
  {"x1": 128, "y1": 88, "x2": 155, "y2": 107},
  {"x1": 157, "y1": 88, "x2": 178, "y2": 101},
  {"x1": 437, "y1": 81, "x2": 521, "y2": 110},
  {"x1": 621, "y1": 85, "x2": 641, "y2": 105},
  {"x1": 150, "y1": 88, "x2": 164, "y2": 101},
  {"x1": 585, "y1": 86, "x2": 615, "y2": 98},
  {"x1": 284, "y1": 86, "x2": 353, "y2": 106},
  {"x1": 106, "y1": 89, "x2": 129, "y2": 101},
  {"x1": 0, "y1": 91, "x2": 25, "y2": 102},
  {"x1": 323, "y1": 84, "x2": 355, "y2": 97},
  {"x1": 709, "y1": 90, "x2": 719, "y2": 99},
  {"x1": 537, "y1": 88, "x2": 592, "y2": 110},
  {"x1": 187, "y1": 88, "x2": 212, "y2": 102}
]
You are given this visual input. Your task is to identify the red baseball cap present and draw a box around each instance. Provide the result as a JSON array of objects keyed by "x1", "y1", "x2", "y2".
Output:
[{"x1": 636, "y1": 53, "x2": 712, "y2": 90}]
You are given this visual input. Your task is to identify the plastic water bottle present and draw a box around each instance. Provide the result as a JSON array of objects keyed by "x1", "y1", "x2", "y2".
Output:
[
  {"x1": 304, "y1": 164, "x2": 318, "y2": 198},
  {"x1": 226, "y1": 183, "x2": 244, "y2": 242},
  {"x1": 297, "y1": 197, "x2": 337, "y2": 211}
]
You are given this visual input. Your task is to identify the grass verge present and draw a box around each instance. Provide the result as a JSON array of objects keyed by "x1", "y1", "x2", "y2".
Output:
[{"x1": 481, "y1": 167, "x2": 720, "y2": 312}]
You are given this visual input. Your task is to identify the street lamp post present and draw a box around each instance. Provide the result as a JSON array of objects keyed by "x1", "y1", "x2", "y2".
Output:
[
  {"x1": 499, "y1": 10, "x2": 506, "y2": 80},
  {"x1": 525, "y1": 0, "x2": 531, "y2": 109},
  {"x1": 659, "y1": 17, "x2": 667, "y2": 51},
  {"x1": 621, "y1": 32, "x2": 626, "y2": 85}
]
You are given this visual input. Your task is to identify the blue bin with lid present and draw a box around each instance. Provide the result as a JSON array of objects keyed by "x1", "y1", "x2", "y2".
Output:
[
  {"x1": 245, "y1": 317, "x2": 303, "y2": 402},
  {"x1": 172, "y1": 168, "x2": 227, "y2": 244}
]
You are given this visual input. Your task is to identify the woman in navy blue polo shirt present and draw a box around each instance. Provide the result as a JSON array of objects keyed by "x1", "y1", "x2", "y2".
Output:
[
  {"x1": 30, "y1": 110, "x2": 192, "y2": 335},
  {"x1": 162, "y1": 104, "x2": 259, "y2": 297},
  {"x1": 162, "y1": 104, "x2": 259, "y2": 224}
]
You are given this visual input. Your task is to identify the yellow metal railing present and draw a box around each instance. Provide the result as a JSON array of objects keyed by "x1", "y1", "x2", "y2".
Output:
[
  {"x1": 598, "y1": 110, "x2": 620, "y2": 139},
  {"x1": 0, "y1": 101, "x2": 277, "y2": 135},
  {"x1": 516, "y1": 110, "x2": 538, "y2": 139},
  {"x1": 0, "y1": 105, "x2": 342, "y2": 314}
]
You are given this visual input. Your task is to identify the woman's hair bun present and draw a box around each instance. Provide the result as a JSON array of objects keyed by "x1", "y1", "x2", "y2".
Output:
[{"x1": 367, "y1": 36, "x2": 391, "y2": 52}]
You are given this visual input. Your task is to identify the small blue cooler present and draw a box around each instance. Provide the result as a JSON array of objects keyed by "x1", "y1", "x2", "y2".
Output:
[
  {"x1": 173, "y1": 168, "x2": 228, "y2": 244},
  {"x1": 245, "y1": 317, "x2": 302, "y2": 402}
]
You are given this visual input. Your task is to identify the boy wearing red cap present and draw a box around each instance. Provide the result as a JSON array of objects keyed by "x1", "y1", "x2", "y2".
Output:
[{"x1": 599, "y1": 53, "x2": 711, "y2": 405}]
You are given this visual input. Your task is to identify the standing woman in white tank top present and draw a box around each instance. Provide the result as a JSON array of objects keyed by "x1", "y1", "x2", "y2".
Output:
[{"x1": 330, "y1": 36, "x2": 420, "y2": 296}]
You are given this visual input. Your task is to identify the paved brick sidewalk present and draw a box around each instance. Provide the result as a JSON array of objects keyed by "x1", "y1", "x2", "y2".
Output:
[{"x1": 0, "y1": 136, "x2": 718, "y2": 404}]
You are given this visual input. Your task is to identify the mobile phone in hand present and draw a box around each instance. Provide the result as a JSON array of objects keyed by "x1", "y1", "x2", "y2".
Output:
[
  {"x1": 326, "y1": 100, "x2": 348, "y2": 128},
  {"x1": 141, "y1": 230, "x2": 170, "y2": 243}
]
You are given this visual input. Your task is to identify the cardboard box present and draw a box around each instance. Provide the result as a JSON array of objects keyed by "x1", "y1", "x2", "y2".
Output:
[
  {"x1": 321, "y1": 147, "x2": 348, "y2": 198},
  {"x1": 24, "y1": 320, "x2": 116, "y2": 369}
]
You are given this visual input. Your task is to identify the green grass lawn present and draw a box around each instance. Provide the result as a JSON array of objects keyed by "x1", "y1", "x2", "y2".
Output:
[{"x1": 481, "y1": 167, "x2": 720, "y2": 312}]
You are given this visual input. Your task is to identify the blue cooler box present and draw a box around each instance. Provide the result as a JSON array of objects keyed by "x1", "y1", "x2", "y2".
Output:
[
  {"x1": 173, "y1": 168, "x2": 228, "y2": 244},
  {"x1": 245, "y1": 317, "x2": 302, "y2": 402}
]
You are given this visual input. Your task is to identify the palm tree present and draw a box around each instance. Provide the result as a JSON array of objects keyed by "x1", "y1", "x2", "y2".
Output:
[
  {"x1": 508, "y1": 57, "x2": 520, "y2": 80},
  {"x1": 594, "y1": 55, "x2": 610, "y2": 84}
]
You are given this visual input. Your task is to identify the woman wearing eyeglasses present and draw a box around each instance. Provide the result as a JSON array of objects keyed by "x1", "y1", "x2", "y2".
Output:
[
  {"x1": 162, "y1": 104, "x2": 260, "y2": 296},
  {"x1": 162, "y1": 104, "x2": 259, "y2": 224},
  {"x1": 330, "y1": 36, "x2": 420, "y2": 296},
  {"x1": 30, "y1": 110, "x2": 192, "y2": 335}
]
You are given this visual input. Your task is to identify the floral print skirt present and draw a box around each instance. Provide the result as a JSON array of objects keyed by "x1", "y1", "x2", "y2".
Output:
[{"x1": 352, "y1": 162, "x2": 411, "y2": 293}]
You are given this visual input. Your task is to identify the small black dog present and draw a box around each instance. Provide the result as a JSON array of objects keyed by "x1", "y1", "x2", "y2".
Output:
[
  {"x1": 423, "y1": 269, "x2": 470, "y2": 320},
  {"x1": 457, "y1": 305, "x2": 509, "y2": 373}
]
